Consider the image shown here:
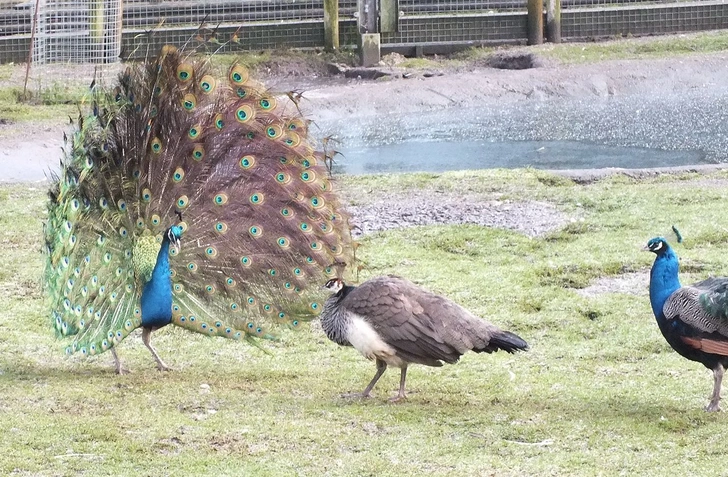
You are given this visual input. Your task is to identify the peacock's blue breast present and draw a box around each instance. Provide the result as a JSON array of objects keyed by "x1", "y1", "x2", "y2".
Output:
[
  {"x1": 140, "y1": 279, "x2": 173, "y2": 328},
  {"x1": 139, "y1": 239, "x2": 174, "y2": 329}
]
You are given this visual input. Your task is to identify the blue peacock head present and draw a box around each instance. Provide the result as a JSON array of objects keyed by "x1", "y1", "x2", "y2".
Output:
[
  {"x1": 167, "y1": 225, "x2": 184, "y2": 251},
  {"x1": 644, "y1": 237, "x2": 671, "y2": 256}
]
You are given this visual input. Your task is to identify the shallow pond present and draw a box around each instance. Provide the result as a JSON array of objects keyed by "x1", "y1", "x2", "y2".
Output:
[
  {"x1": 323, "y1": 88, "x2": 727, "y2": 174},
  {"x1": 334, "y1": 139, "x2": 708, "y2": 174}
]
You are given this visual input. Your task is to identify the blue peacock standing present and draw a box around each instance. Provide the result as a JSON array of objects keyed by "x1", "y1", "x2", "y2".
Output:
[
  {"x1": 645, "y1": 236, "x2": 728, "y2": 411},
  {"x1": 44, "y1": 45, "x2": 355, "y2": 373}
]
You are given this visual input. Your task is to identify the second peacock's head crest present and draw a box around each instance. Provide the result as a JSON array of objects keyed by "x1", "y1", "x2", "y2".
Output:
[{"x1": 644, "y1": 237, "x2": 670, "y2": 255}]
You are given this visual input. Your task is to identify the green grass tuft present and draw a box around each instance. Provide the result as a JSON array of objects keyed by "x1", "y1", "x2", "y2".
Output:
[
  {"x1": 458, "y1": 30, "x2": 728, "y2": 66},
  {"x1": 397, "y1": 58, "x2": 441, "y2": 69},
  {"x1": 539, "y1": 30, "x2": 728, "y2": 64}
]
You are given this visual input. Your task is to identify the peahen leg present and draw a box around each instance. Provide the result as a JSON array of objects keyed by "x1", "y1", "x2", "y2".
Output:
[
  {"x1": 342, "y1": 358, "x2": 387, "y2": 398},
  {"x1": 389, "y1": 366, "x2": 408, "y2": 403},
  {"x1": 141, "y1": 328, "x2": 172, "y2": 372},
  {"x1": 111, "y1": 348, "x2": 129, "y2": 375},
  {"x1": 706, "y1": 363, "x2": 724, "y2": 412}
]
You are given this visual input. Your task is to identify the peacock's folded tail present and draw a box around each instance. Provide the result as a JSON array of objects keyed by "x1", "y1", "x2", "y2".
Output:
[
  {"x1": 695, "y1": 277, "x2": 728, "y2": 318},
  {"x1": 44, "y1": 45, "x2": 355, "y2": 356}
]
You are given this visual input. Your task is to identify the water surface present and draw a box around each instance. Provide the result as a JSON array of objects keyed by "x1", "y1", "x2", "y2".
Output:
[{"x1": 334, "y1": 139, "x2": 709, "y2": 175}]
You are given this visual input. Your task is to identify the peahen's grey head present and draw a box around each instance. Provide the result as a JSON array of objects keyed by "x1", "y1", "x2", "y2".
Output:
[
  {"x1": 323, "y1": 278, "x2": 344, "y2": 294},
  {"x1": 644, "y1": 237, "x2": 670, "y2": 255}
]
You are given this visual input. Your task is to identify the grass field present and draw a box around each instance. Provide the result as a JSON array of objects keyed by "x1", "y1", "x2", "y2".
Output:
[{"x1": 2, "y1": 169, "x2": 728, "y2": 476}]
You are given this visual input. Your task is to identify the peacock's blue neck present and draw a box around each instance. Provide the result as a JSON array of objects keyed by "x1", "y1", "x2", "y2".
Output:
[
  {"x1": 140, "y1": 236, "x2": 173, "y2": 328},
  {"x1": 649, "y1": 247, "x2": 681, "y2": 321}
]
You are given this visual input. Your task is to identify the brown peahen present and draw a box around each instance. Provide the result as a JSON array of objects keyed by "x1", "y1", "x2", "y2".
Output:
[
  {"x1": 320, "y1": 275, "x2": 528, "y2": 401},
  {"x1": 44, "y1": 45, "x2": 355, "y2": 373}
]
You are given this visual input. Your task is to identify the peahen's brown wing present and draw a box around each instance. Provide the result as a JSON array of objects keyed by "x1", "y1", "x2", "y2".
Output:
[{"x1": 341, "y1": 276, "x2": 499, "y2": 365}]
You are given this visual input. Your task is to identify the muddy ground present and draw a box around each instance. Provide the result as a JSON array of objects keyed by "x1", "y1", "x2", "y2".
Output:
[
  {"x1": 2, "y1": 41, "x2": 727, "y2": 272},
  {"x1": 301, "y1": 50, "x2": 728, "y2": 123},
  {"x1": 3, "y1": 42, "x2": 728, "y2": 175}
]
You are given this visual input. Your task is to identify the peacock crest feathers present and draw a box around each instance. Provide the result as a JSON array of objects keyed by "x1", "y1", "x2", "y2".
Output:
[{"x1": 44, "y1": 45, "x2": 355, "y2": 358}]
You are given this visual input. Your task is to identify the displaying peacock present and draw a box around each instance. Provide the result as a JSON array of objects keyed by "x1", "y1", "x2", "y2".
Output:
[
  {"x1": 44, "y1": 45, "x2": 355, "y2": 373},
  {"x1": 645, "y1": 236, "x2": 728, "y2": 411}
]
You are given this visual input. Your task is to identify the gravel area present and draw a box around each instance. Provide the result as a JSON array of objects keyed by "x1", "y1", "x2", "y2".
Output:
[{"x1": 347, "y1": 192, "x2": 569, "y2": 238}]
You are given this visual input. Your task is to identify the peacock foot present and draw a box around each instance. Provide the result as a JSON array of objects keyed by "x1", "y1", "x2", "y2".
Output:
[
  {"x1": 115, "y1": 366, "x2": 130, "y2": 375},
  {"x1": 388, "y1": 394, "x2": 407, "y2": 403},
  {"x1": 111, "y1": 349, "x2": 128, "y2": 375},
  {"x1": 157, "y1": 364, "x2": 174, "y2": 372},
  {"x1": 705, "y1": 402, "x2": 721, "y2": 412}
]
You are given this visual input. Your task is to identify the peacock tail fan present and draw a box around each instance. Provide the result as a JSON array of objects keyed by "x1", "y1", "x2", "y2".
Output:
[{"x1": 44, "y1": 45, "x2": 356, "y2": 357}]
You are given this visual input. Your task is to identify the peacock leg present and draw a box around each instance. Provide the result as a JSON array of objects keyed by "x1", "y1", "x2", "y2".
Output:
[
  {"x1": 388, "y1": 366, "x2": 408, "y2": 403},
  {"x1": 342, "y1": 358, "x2": 387, "y2": 398},
  {"x1": 706, "y1": 363, "x2": 724, "y2": 412},
  {"x1": 111, "y1": 348, "x2": 129, "y2": 375},
  {"x1": 141, "y1": 327, "x2": 172, "y2": 372}
]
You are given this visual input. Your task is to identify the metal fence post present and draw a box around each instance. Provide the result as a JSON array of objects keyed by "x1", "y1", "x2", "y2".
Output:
[
  {"x1": 380, "y1": 0, "x2": 399, "y2": 33},
  {"x1": 324, "y1": 0, "x2": 339, "y2": 51},
  {"x1": 546, "y1": 0, "x2": 561, "y2": 43},
  {"x1": 527, "y1": 0, "x2": 544, "y2": 45},
  {"x1": 358, "y1": 0, "x2": 380, "y2": 66},
  {"x1": 90, "y1": 0, "x2": 104, "y2": 59},
  {"x1": 359, "y1": 0, "x2": 378, "y2": 34}
]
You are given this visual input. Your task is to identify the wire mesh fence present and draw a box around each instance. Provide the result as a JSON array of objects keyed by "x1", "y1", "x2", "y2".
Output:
[
  {"x1": 118, "y1": 0, "x2": 360, "y2": 59},
  {"x1": 396, "y1": 0, "x2": 722, "y2": 13},
  {"x1": 122, "y1": 0, "x2": 353, "y2": 30},
  {"x1": 0, "y1": 0, "x2": 726, "y2": 64},
  {"x1": 31, "y1": 0, "x2": 122, "y2": 64},
  {"x1": 564, "y1": 1, "x2": 728, "y2": 39},
  {"x1": 560, "y1": 0, "x2": 722, "y2": 8},
  {"x1": 399, "y1": 0, "x2": 525, "y2": 14},
  {"x1": 373, "y1": 0, "x2": 728, "y2": 49}
]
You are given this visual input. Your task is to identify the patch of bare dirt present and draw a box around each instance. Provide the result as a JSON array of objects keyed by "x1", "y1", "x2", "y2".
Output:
[
  {"x1": 346, "y1": 191, "x2": 571, "y2": 238},
  {"x1": 473, "y1": 51, "x2": 549, "y2": 70},
  {"x1": 0, "y1": 120, "x2": 64, "y2": 182},
  {"x1": 575, "y1": 272, "x2": 650, "y2": 297},
  {"x1": 552, "y1": 164, "x2": 728, "y2": 184},
  {"x1": 255, "y1": 55, "x2": 342, "y2": 79}
]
